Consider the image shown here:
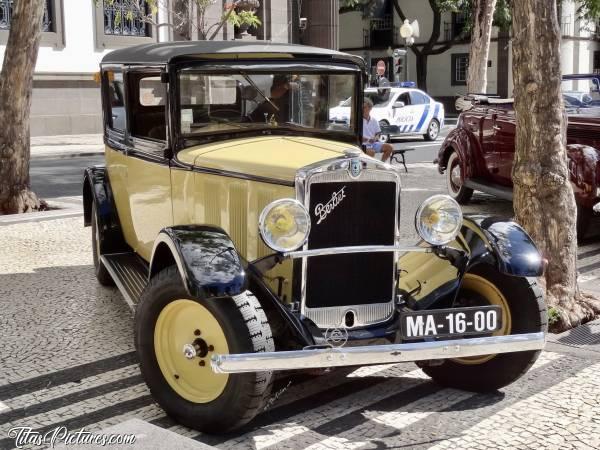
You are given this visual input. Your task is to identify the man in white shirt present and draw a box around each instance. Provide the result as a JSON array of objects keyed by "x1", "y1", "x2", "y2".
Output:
[{"x1": 362, "y1": 98, "x2": 393, "y2": 163}]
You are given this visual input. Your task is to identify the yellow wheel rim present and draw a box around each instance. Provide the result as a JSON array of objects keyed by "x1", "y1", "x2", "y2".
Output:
[
  {"x1": 453, "y1": 273, "x2": 512, "y2": 365},
  {"x1": 154, "y1": 299, "x2": 229, "y2": 403}
]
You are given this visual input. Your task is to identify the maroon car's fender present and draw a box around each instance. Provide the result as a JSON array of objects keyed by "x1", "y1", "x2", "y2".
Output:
[
  {"x1": 567, "y1": 144, "x2": 600, "y2": 209},
  {"x1": 436, "y1": 125, "x2": 482, "y2": 181}
]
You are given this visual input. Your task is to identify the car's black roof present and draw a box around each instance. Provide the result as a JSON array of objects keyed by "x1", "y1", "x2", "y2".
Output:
[{"x1": 101, "y1": 40, "x2": 366, "y2": 68}]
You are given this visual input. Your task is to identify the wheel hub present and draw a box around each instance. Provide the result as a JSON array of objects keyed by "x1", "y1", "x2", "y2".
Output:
[{"x1": 451, "y1": 164, "x2": 462, "y2": 188}]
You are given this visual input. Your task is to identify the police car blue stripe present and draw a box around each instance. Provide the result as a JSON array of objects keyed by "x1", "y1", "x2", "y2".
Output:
[
  {"x1": 415, "y1": 104, "x2": 430, "y2": 132},
  {"x1": 407, "y1": 125, "x2": 413, "y2": 132},
  {"x1": 433, "y1": 103, "x2": 440, "y2": 120}
]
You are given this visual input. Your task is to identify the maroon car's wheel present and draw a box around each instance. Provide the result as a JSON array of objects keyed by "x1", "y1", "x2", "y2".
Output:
[{"x1": 446, "y1": 152, "x2": 473, "y2": 204}]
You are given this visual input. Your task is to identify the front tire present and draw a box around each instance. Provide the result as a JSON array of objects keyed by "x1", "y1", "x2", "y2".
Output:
[
  {"x1": 419, "y1": 265, "x2": 547, "y2": 392},
  {"x1": 135, "y1": 266, "x2": 274, "y2": 433},
  {"x1": 446, "y1": 151, "x2": 474, "y2": 204},
  {"x1": 379, "y1": 120, "x2": 391, "y2": 143}
]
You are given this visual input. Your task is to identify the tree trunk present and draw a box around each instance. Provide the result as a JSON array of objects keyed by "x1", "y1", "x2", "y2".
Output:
[
  {"x1": 466, "y1": 0, "x2": 497, "y2": 93},
  {"x1": 415, "y1": 52, "x2": 428, "y2": 92},
  {"x1": 0, "y1": 0, "x2": 45, "y2": 214},
  {"x1": 512, "y1": 0, "x2": 600, "y2": 331}
]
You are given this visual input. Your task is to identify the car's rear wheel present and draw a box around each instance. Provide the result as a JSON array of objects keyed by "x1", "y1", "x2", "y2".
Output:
[
  {"x1": 135, "y1": 265, "x2": 274, "y2": 433},
  {"x1": 91, "y1": 202, "x2": 114, "y2": 286},
  {"x1": 446, "y1": 151, "x2": 474, "y2": 204},
  {"x1": 379, "y1": 120, "x2": 391, "y2": 143},
  {"x1": 419, "y1": 265, "x2": 547, "y2": 392},
  {"x1": 424, "y1": 119, "x2": 440, "y2": 141}
]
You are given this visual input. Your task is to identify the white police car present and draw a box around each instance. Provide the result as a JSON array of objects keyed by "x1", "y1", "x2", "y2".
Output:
[{"x1": 329, "y1": 82, "x2": 445, "y2": 142}]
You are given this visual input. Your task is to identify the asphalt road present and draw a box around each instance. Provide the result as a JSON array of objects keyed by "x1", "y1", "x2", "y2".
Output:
[{"x1": 31, "y1": 155, "x2": 104, "y2": 200}]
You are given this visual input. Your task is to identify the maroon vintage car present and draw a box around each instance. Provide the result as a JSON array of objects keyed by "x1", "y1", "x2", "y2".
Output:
[{"x1": 436, "y1": 75, "x2": 600, "y2": 237}]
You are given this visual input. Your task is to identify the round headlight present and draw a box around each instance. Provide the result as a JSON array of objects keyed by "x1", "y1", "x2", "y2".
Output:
[
  {"x1": 259, "y1": 199, "x2": 311, "y2": 252},
  {"x1": 415, "y1": 195, "x2": 463, "y2": 246}
]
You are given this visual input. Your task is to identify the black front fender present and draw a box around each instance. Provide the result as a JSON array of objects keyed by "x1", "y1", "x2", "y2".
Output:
[
  {"x1": 149, "y1": 226, "x2": 247, "y2": 299},
  {"x1": 462, "y1": 215, "x2": 543, "y2": 277}
]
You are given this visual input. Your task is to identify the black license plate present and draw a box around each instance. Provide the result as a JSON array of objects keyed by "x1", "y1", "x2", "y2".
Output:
[{"x1": 400, "y1": 306, "x2": 503, "y2": 339}]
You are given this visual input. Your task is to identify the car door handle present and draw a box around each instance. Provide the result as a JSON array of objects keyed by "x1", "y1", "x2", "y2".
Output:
[{"x1": 493, "y1": 125, "x2": 502, "y2": 131}]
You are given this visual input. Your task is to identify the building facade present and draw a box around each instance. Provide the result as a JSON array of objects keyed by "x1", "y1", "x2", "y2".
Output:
[
  {"x1": 340, "y1": 0, "x2": 600, "y2": 112},
  {"x1": 0, "y1": 0, "x2": 292, "y2": 136}
]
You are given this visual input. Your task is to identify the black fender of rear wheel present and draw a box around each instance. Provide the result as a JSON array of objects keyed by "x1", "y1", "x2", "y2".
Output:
[
  {"x1": 148, "y1": 225, "x2": 247, "y2": 300},
  {"x1": 135, "y1": 265, "x2": 274, "y2": 433},
  {"x1": 419, "y1": 264, "x2": 547, "y2": 392},
  {"x1": 83, "y1": 166, "x2": 128, "y2": 254}
]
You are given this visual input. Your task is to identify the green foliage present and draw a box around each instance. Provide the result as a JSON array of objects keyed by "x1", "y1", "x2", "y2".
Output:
[
  {"x1": 227, "y1": 9, "x2": 261, "y2": 29},
  {"x1": 548, "y1": 307, "x2": 560, "y2": 326},
  {"x1": 577, "y1": 0, "x2": 600, "y2": 21},
  {"x1": 493, "y1": 0, "x2": 511, "y2": 31}
]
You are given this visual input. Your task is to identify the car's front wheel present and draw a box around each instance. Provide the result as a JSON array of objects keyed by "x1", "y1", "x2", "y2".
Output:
[
  {"x1": 418, "y1": 265, "x2": 547, "y2": 392},
  {"x1": 135, "y1": 265, "x2": 275, "y2": 433},
  {"x1": 446, "y1": 151, "x2": 474, "y2": 204},
  {"x1": 424, "y1": 119, "x2": 440, "y2": 141}
]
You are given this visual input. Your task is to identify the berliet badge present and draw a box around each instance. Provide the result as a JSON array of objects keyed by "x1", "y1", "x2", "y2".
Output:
[
  {"x1": 350, "y1": 157, "x2": 362, "y2": 177},
  {"x1": 314, "y1": 186, "x2": 346, "y2": 225},
  {"x1": 324, "y1": 327, "x2": 349, "y2": 348}
]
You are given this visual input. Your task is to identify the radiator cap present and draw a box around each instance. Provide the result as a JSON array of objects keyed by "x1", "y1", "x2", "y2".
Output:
[{"x1": 344, "y1": 148, "x2": 362, "y2": 157}]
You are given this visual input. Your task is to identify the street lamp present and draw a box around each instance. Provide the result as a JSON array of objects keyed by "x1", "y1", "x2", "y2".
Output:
[{"x1": 399, "y1": 19, "x2": 419, "y2": 82}]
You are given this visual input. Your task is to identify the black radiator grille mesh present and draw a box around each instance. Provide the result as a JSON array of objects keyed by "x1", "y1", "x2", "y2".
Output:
[{"x1": 305, "y1": 181, "x2": 396, "y2": 308}]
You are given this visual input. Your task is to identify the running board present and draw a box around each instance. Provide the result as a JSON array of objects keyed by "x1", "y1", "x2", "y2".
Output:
[
  {"x1": 464, "y1": 179, "x2": 514, "y2": 201},
  {"x1": 100, "y1": 253, "x2": 149, "y2": 311}
]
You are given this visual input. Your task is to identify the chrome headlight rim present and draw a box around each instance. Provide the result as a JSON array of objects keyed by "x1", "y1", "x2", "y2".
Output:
[
  {"x1": 414, "y1": 194, "x2": 463, "y2": 246},
  {"x1": 259, "y1": 198, "x2": 311, "y2": 253}
]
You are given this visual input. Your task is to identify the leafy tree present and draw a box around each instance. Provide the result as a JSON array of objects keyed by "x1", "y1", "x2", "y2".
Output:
[{"x1": 512, "y1": 0, "x2": 600, "y2": 331}]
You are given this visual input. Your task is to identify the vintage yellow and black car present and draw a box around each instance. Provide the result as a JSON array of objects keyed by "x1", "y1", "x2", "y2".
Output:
[{"x1": 83, "y1": 41, "x2": 547, "y2": 433}]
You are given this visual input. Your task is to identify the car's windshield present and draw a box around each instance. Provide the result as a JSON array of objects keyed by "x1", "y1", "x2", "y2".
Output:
[
  {"x1": 561, "y1": 77, "x2": 600, "y2": 116},
  {"x1": 178, "y1": 70, "x2": 358, "y2": 136}
]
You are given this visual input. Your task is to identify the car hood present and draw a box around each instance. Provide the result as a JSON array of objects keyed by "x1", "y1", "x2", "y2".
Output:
[{"x1": 177, "y1": 136, "x2": 357, "y2": 184}]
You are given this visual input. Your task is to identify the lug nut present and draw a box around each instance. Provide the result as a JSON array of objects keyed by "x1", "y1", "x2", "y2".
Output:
[
  {"x1": 199, "y1": 360, "x2": 205, "y2": 367},
  {"x1": 194, "y1": 329, "x2": 201, "y2": 336},
  {"x1": 174, "y1": 374, "x2": 179, "y2": 379},
  {"x1": 208, "y1": 345, "x2": 214, "y2": 352}
]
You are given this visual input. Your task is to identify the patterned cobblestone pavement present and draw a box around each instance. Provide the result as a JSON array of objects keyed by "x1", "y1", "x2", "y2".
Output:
[{"x1": 1, "y1": 165, "x2": 600, "y2": 449}]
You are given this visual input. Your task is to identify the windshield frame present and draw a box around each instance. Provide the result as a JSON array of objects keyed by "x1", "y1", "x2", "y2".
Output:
[{"x1": 171, "y1": 61, "x2": 364, "y2": 150}]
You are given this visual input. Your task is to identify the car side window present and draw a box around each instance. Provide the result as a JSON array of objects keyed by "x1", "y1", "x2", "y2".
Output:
[
  {"x1": 129, "y1": 74, "x2": 167, "y2": 142},
  {"x1": 397, "y1": 92, "x2": 411, "y2": 106},
  {"x1": 105, "y1": 71, "x2": 126, "y2": 133},
  {"x1": 410, "y1": 91, "x2": 429, "y2": 105}
]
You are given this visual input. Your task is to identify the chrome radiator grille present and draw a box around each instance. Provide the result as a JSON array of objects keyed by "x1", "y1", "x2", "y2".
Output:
[{"x1": 299, "y1": 166, "x2": 399, "y2": 329}]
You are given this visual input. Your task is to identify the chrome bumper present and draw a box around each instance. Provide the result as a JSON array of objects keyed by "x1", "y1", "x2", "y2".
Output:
[{"x1": 211, "y1": 332, "x2": 545, "y2": 374}]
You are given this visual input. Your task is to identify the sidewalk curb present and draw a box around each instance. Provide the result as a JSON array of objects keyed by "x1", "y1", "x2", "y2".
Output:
[{"x1": 31, "y1": 151, "x2": 104, "y2": 161}]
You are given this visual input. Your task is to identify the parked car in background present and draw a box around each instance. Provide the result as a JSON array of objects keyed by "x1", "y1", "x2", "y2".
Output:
[
  {"x1": 329, "y1": 83, "x2": 445, "y2": 142},
  {"x1": 437, "y1": 75, "x2": 600, "y2": 237}
]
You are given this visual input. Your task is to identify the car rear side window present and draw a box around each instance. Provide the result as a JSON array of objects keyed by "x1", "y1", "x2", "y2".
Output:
[
  {"x1": 410, "y1": 91, "x2": 429, "y2": 105},
  {"x1": 129, "y1": 74, "x2": 167, "y2": 142},
  {"x1": 105, "y1": 71, "x2": 126, "y2": 132}
]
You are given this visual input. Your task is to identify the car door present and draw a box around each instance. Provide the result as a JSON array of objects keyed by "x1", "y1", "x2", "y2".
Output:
[
  {"x1": 492, "y1": 106, "x2": 517, "y2": 186},
  {"x1": 477, "y1": 107, "x2": 505, "y2": 184},
  {"x1": 118, "y1": 69, "x2": 173, "y2": 262}
]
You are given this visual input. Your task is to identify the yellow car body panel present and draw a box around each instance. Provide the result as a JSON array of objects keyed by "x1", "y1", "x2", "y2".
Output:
[
  {"x1": 106, "y1": 146, "x2": 173, "y2": 261},
  {"x1": 177, "y1": 136, "x2": 357, "y2": 184}
]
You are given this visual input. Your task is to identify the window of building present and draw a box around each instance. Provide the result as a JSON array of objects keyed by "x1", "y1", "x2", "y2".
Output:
[
  {"x1": 594, "y1": 51, "x2": 600, "y2": 75},
  {"x1": 452, "y1": 53, "x2": 469, "y2": 86},
  {"x1": 0, "y1": 0, "x2": 64, "y2": 47},
  {"x1": 94, "y1": 0, "x2": 155, "y2": 49}
]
